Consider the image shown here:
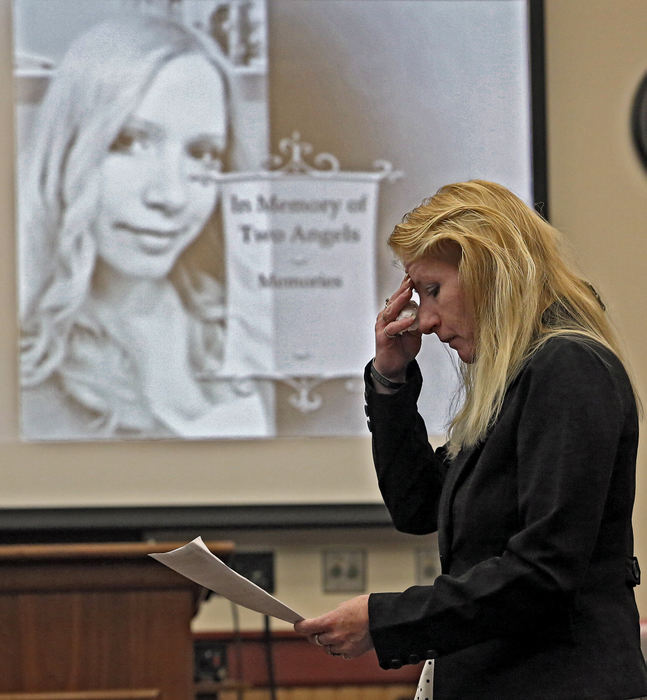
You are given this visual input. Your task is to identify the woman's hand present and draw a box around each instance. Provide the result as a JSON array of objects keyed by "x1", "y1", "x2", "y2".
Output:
[
  {"x1": 374, "y1": 275, "x2": 422, "y2": 382},
  {"x1": 293, "y1": 595, "x2": 373, "y2": 659}
]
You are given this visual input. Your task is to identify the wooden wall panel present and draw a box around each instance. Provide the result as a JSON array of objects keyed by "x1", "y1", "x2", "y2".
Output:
[
  {"x1": 0, "y1": 542, "x2": 232, "y2": 698},
  {"x1": 0, "y1": 692, "x2": 160, "y2": 700},
  {"x1": 0, "y1": 590, "x2": 193, "y2": 693},
  {"x1": 194, "y1": 631, "x2": 420, "y2": 687},
  {"x1": 217, "y1": 686, "x2": 414, "y2": 700}
]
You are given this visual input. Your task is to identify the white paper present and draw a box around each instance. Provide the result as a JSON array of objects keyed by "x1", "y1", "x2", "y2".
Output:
[{"x1": 149, "y1": 536, "x2": 303, "y2": 624}]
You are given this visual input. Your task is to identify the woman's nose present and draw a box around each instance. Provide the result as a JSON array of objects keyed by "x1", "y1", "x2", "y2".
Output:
[
  {"x1": 143, "y1": 150, "x2": 188, "y2": 214},
  {"x1": 417, "y1": 308, "x2": 440, "y2": 335}
]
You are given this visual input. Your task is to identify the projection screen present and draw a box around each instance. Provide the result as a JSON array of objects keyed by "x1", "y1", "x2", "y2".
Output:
[{"x1": 1, "y1": 0, "x2": 547, "y2": 531}]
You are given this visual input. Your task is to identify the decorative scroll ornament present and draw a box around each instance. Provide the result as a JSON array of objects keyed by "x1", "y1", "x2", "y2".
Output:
[
  {"x1": 283, "y1": 377, "x2": 325, "y2": 413},
  {"x1": 372, "y1": 159, "x2": 405, "y2": 183},
  {"x1": 264, "y1": 132, "x2": 404, "y2": 182},
  {"x1": 264, "y1": 131, "x2": 340, "y2": 173},
  {"x1": 281, "y1": 377, "x2": 366, "y2": 415}
]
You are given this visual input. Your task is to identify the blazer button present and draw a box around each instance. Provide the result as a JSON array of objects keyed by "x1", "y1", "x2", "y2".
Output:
[
  {"x1": 364, "y1": 405, "x2": 369, "y2": 416},
  {"x1": 366, "y1": 419, "x2": 372, "y2": 432},
  {"x1": 408, "y1": 654, "x2": 420, "y2": 664},
  {"x1": 426, "y1": 649, "x2": 438, "y2": 658},
  {"x1": 390, "y1": 658, "x2": 403, "y2": 669}
]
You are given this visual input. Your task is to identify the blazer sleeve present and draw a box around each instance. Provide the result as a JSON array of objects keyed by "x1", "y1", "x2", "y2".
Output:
[
  {"x1": 364, "y1": 359, "x2": 450, "y2": 535},
  {"x1": 368, "y1": 339, "x2": 636, "y2": 666}
]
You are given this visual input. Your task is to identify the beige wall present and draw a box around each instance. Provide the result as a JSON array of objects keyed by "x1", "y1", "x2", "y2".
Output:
[
  {"x1": 544, "y1": 0, "x2": 647, "y2": 612},
  {"x1": 0, "y1": 0, "x2": 646, "y2": 626}
]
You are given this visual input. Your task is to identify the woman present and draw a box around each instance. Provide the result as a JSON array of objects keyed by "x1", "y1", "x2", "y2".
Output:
[
  {"x1": 18, "y1": 14, "x2": 273, "y2": 439},
  {"x1": 295, "y1": 180, "x2": 647, "y2": 698}
]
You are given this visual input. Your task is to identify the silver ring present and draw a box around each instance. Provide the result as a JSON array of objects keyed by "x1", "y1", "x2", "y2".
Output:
[
  {"x1": 383, "y1": 328, "x2": 396, "y2": 339},
  {"x1": 315, "y1": 633, "x2": 324, "y2": 647}
]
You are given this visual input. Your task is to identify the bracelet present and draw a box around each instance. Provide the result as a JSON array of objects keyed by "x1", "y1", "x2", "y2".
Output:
[{"x1": 370, "y1": 360, "x2": 406, "y2": 390}]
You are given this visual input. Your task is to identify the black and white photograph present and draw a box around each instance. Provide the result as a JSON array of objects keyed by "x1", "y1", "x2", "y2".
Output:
[
  {"x1": 14, "y1": 0, "x2": 273, "y2": 440},
  {"x1": 13, "y1": 0, "x2": 539, "y2": 441}
]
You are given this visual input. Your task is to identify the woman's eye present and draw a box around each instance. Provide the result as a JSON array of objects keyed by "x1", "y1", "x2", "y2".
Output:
[
  {"x1": 187, "y1": 141, "x2": 224, "y2": 170},
  {"x1": 109, "y1": 127, "x2": 151, "y2": 155},
  {"x1": 426, "y1": 285, "x2": 440, "y2": 298}
]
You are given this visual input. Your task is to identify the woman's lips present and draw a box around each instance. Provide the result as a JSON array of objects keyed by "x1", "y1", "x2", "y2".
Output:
[
  {"x1": 116, "y1": 222, "x2": 187, "y2": 237},
  {"x1": 114, "y1": 222, "x2": 190, "y2": 255}
]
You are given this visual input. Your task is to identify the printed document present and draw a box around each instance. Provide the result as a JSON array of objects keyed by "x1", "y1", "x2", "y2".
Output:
[{"x1": 150, "y1": 536, "x2": 303, "y2": 623}]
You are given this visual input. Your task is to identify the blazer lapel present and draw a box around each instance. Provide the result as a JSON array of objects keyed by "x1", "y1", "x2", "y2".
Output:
[{"x1": 437, "y1": 445, "x2": 481, "y2": 572}]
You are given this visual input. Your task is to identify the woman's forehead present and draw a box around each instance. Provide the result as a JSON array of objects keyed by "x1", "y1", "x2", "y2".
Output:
[
  {"x1": 406, "y1": 255, "x2": 459, "y2": 281},
  {"x1": 132, "y1": 53, "x2": 226, "y2": 136}
]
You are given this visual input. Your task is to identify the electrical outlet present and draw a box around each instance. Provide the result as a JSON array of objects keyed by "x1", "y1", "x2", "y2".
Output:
[
  {"x1": 194, "y1": 640, "x2": 227, "y2": 682},
  {"x1": 230, "y1": 551, "x2": 275, "y2": 593},
  {"x1": 322, "y1": 549, "x2": 366, "y2": 593}
]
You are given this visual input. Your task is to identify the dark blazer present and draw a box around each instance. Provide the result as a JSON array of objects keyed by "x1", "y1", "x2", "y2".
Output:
[{"x1": 365, "y1": 336, "x2": 647, "y2": 699}]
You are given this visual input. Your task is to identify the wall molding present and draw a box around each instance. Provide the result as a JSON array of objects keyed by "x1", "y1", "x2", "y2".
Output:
[{"x1": 0, "y1": 503, "x2": 392, "y2": 543}]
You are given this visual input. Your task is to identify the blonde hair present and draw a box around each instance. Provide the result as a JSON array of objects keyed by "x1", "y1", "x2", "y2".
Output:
[
  {"x1": 19, "y1": 15, "x2": 231, "y2": 425},
  {"x1": 389, "y1": 179, "x2": 633, "y2": 458}
]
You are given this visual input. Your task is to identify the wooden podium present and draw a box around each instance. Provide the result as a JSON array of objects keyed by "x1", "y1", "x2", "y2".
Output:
[{"x1": 0, "y1": 541, "x2": 233, "y2": 699}]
